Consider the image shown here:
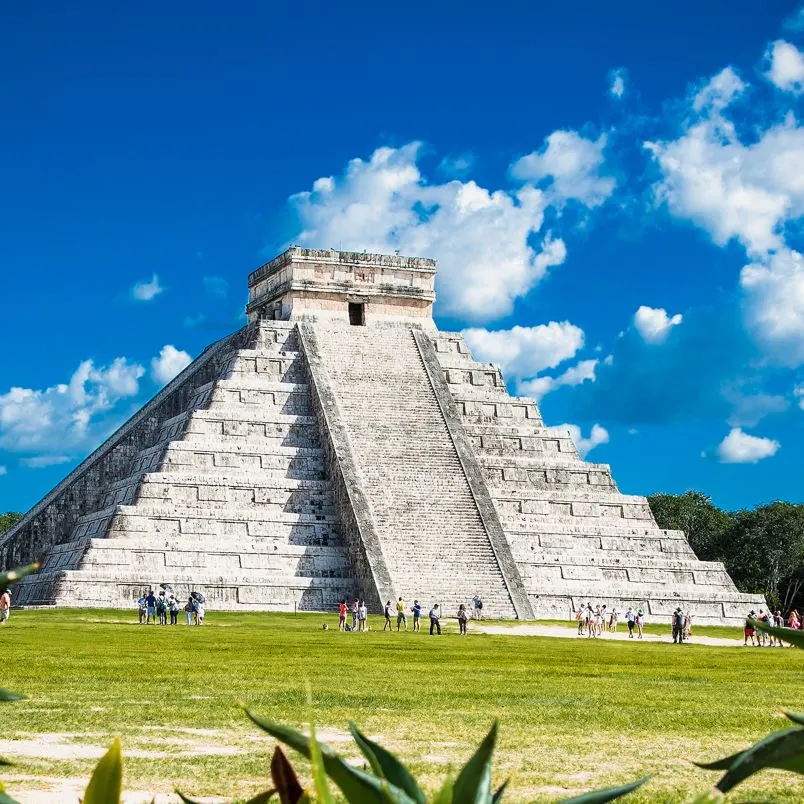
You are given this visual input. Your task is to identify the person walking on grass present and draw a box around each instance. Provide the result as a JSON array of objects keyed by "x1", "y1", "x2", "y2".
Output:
[
  {"x1": 351, "y1": 599, "x2": 359, "y2": 632},
  {"x1": 457, "y1": 604, "x2": 469, "y2": 635},
  {"x1": 157, "y1": 591, "x2": 168, "y2": 626},
  {"x1": 744, "y1": 611, "x2": 757, "y2": 646},
  {"x1": 137, "y1": 593, "x2": 147, "y2": 624},
  {"x1": 576, "y1": 605, "x2": 585, "y2": 636},
  {"x1": 338, "y1": 599, "x2": 348, "y2": 631},
  {"x1": 635, "y1": 608, "x2": 644, "y2": 639},
  {"x1": 396, "y1": 597, "x2": 407, "y2": 631},
  {"x1": 358, "y1": 600, "x2": 367, "y2": 632},
  {"x1": 672, "y1": 607, "x2": 684, "y2": 644},
  {"x1": 145, "y1": 589, "x2": 158, "y2": 624},
  {"x1": 184, "y1": 597, "x2": 195, "y2": 626},
  {"x1": 587, "y1": 604, "x2": 597, "y2": 639},
  {"x1": 429, "y1": 603, "x2": 441, "y2": 635},
  {"x1": 0, "y1": 589, "x2": 10, "y2": 624},
  {"x1": 168, "y1": 595, "x2": 179, "y2": 625},
  {"x1": 411, "y1": 600, "x2": 422, "y2": 632},
  {"x1": 683, "y1": 611, "x2": 693, "y2": 642},
  {"x1": 383, "y1": 600, "x2": 393, "y2": 631},
  {"x1": 625, "y1": 607, "x2": 635, "y2": 638}
]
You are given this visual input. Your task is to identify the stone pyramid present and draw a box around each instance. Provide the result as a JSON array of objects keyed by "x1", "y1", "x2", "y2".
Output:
[{"x1": 1, "y1": 248, "x2": 764, "y2": 623}]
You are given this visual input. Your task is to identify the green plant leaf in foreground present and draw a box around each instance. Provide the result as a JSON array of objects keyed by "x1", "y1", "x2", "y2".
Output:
[
  {"x1": 245, "y1": 709, "x2": 417, "y2": 803},
  {"x1": 491, "y1": 779, "x2": 509, "y2": 803},
  {"x1": 0, "y1": 779, "x2": 20, "y2": 804},
  {"x1": 308, "y1": 719, "x2": 334, "y2": 804},
  {"x1": 348, "y1": 722, "x2": 425, "y2": 804},
  {"x1": 451, "y1": 722, "x2": 498, "y2": 804},
  {"x1": 0, "y1": 563, "x2": 39, "y2": 589},
  {"x1": 271, "y1": 745, "x2": 304, "y2": 804},
  {"x1": 784, "y1": 711, "x2": 804, "y2": 727},
  {"x1": 696, "y1": 726, "x2": 804, "y2": 793},
  {"x1": 749, "y1": 617, "x2": 804, "y2": 649},
  {"x1": 560, "y1": 776, "x2": 649, "y2": 803},
  {"x1": 0, "y1": 690, "x2": 24, "y2": 703},
  {"x1": 245, "y1": 790, "x2": 278, "y2": 804},
  {"x1": 83, "y1": 738, "x2": 123, "y2": 804}
]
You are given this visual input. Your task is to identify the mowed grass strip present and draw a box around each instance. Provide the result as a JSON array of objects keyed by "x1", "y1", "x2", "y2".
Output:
[{"x1": 1, "y1": 609, "x2": 803, "y2": 802}]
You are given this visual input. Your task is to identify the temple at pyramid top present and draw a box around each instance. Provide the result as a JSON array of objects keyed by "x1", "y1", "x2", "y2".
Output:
[{"x1": 246, "y1": 247, "x2": 437, "y2": 325}]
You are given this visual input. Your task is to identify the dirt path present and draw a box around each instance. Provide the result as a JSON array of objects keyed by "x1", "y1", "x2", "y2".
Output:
[{"x1": 475, "y1": 622, "x2": 746, "y2": 647}]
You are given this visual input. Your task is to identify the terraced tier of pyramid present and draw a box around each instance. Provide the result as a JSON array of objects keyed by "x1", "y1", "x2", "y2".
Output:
[{"x1": 0, "y1": 248, "x2": 764, "y2": 623}]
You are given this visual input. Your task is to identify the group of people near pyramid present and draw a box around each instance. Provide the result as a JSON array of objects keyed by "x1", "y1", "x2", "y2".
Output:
[
  {"x1": 575, "y1": 603, "x2": 659, "y2": 639},
  {"x1": 337, "y1": 595, "x2": 484, "y2": 635},
  {"x1": 136, "y1": 589, "x2": 206, "y2": 626}
]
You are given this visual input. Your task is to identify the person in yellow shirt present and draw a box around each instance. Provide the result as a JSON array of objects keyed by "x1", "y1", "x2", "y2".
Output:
[{"x1": 396, "y1": 597, "x2": 407, "y2": 631}]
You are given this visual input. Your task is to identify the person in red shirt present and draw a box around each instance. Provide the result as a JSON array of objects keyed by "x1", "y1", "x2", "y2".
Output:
[{"x1": 338, "y1": 600, "x2": 348, "y2": 631}]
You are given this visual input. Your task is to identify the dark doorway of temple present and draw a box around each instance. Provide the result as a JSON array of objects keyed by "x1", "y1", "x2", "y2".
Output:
[{"x1": 348, "y1": 302, "x2": 365, "y2": 326}]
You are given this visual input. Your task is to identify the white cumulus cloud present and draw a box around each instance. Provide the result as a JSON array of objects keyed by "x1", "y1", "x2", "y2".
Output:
[
  {"x1": 462, "y1": 322, "x2": 584, "y2": 379},
  {"x1": 633, "y1": 305, "x2": 683, "y2": 343},
  {"x1": 717, "y1": 427, "x2": 780, "y2": 463},
  {"x1": 131, "y1": 274, "x2": 163, "y2": 302},
  {"x1": 151, "y1": 345, "x2": 192, "y2": 386},
  {"x1": 609, "y1": 69, "x2": 626, "y2": 99},
  {"x1": 21, "y1": 455, "x2": 72, "y2": 469},
  {"x1": 646, "y1": 70, "x2": 804, "y2": 257},
  {"x1": 0, "y1": 358, "x2": 144, "y2": 453},
  {"x1": 510, "y1": 130, "x2": 616, "y2": 207},
  {"x1": 740, "y1": 248, "x2": 804, "y2": 365},
  {"x1": 550, "y1": 422, "x2": 610, "y2": 457},
  {"x1": 0, "y1": 466, "x2": 7, "y2": 476},
  {"x1": 519, "y1": 359, "x2": 598, "y2": 400},
  {"x1": 765, "y1": 40, "x2": 804, "y2": 94},
  {"x1": 289, "y1": 143, "x2": 566, "y2": 321}
]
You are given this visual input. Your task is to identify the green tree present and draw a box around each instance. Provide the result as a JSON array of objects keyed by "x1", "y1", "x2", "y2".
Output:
[
  {"x1": 647, "y1": 490, "x2": 733, "y2": 561},
  {"x1": 725, "y1": 502, "x2": 804, "y2": 610},
  {"x1": 0, "y1": 511, "x2": 22, "y2": 536}
]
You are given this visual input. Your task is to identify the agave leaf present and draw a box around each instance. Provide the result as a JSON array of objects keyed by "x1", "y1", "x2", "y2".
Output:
[
  {"x1": 697, "y1": 727, "x2": 804, "y2": 793},
  {"x1": 429, "y1": 776, "x2": 454, "y2": 804},
  {"x1": 245, "y1": 710, "x2": 417, "y2": 804},
  {"x1": 245, "y1": 790, "x2": 277, "y2": 804},
  {"x1": 452, "y1": 722, "x2": 498, "y2": 804},
  {"x1": 271, "y1": 745, "x2": 304, "y2": 804},
  {"x1": 0, "y1": 779, "x2": 20, "y2": 804},
  {"x1": 749, "y1": 617, "x2": 804, "y2": 649},
  {"x1": 560, "y1": 776, "x2": 649, "y2": 802},
  {"x1": 492, "y1": 778, "x2": 509, "y2": 803},
  {"x1": 175, "y1": 794, "x2": 203, "y2": 804},
  {"x1": 348, "y1": 722, "x2": 425, "y2": 804},
  {"x1": 0, "y1": 563, "x2": 39, "y2": 589},
  {"x1": 83, "y1": 738, "x2": 123, "y2": 804},
  {"x1": 0, "y1": 690, "x2": 24, "y2": 703},
  {"x1": 785, "y1": 712, "x2": 804, "y2": 727},
  {"x1": 308, "y1": 720, "x2": 334, "y2": 804}
]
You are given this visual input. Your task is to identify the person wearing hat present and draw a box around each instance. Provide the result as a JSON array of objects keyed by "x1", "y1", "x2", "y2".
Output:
[
  {"x1": 672, "y1": 607, "x2": 684, "y2": 644},
  {"x1": 744, "y1": 611, "x2": 757, "y2": 646},
  {"x1": 0, "y1": 588, "x2": 10, "y2": 624}
]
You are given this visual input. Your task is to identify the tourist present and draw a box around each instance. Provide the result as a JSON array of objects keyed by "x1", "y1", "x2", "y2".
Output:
[
  {"x1": 576, "y1": 605, "x2": 585, "y2": 636},
  {"x1": 457, "y1": 604, "x2": 468, "y2": 635},
  {"x1": 338, "y1": 599, "x2": 347, "y2": 631},
  {"x1": 137, "y1": 593, "x2": 147, "y2": 624},
  {"x1": 757, "y1": 609, "x2": 769, "y2": 646},
  {"x1": 429, "y1": 603, "x2": 441, "y2": 635},
  {"x1": 195, "y1": 596, "x2": 205, "y2": 625},
  {"x1": 625, "y1": 607, "x2": 635, "y2": 638},
  {"x1": 744, "y1": 611, "x2": 757, "y2": 646},
  {"x1": 145, "y1": 589, "x2": 158, "y2": 624},
  {"x1": 788, "y1": 610, "x2": 800, "y2": 630},
  {"x1": 609, "y1": 608, "x2": 619, "y2": 633},
  {"x1": 184, "y1": 597, "x2": 195, "y2": 626},
  {"x1": 351, "y1": 599, "x2": 359, "y2": 632},
  {"x1": 411, "y1": 599, "x2": 422, "y2": 632},
  {"x1": 635, "y1": 608, "x2": 644, "y2": 639},
  {"x1": 672, "y1": 607, "x2": 684, "y2": 644},
  {"x1": 587, "y1": 604, "x2": 597, "y2": 639},
  {"x1": 383, "y1": 600, "x2": 393, "y2": 631},
  {"x1": 473, "y1": 595, "x2": 483, "y2": 620},
  {"x1": 599, "y1": 605, "x2": 607, "y2": 633},
  {"x1": 157, "y1": 591, "x2": 168, "y2": 626},
  {"x1": 168, "y1": 595, "x2": 180, "y2": 625},
  {"x1": 358, "y1": 600, "x2": 367, "y2": 632},
  {"x1": 683, "y1": 611, "x2": 693, "y2": 642},
  {"x1": 396, "y1": 597, "x2": 407, "y2": 631},
  {"x1": 0, "y1": 588, "x2": 10, "y2": 624}
]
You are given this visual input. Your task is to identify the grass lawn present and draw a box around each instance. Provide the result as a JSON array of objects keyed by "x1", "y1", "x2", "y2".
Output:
[{"x1": 1, "y1": 609, "x2": 803, "y2": 802}]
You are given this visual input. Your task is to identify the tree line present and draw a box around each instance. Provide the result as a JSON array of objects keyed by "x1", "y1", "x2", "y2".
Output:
[
  {"x1": 2, "y1": 497, "x2": 804, "y2": 610},
  {"x1": 648, "y1": 492, "x2": 804, "y2": 612}
]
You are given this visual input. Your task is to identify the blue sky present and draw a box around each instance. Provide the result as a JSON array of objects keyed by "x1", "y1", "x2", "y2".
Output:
[{"x1": 1, "y1": 2, "x2": 803, "y2": 513}]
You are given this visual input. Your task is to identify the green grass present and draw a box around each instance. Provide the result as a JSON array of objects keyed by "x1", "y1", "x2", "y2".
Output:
[{"x1": 1, "y1": 609, "x2": 803, "y2": 802}]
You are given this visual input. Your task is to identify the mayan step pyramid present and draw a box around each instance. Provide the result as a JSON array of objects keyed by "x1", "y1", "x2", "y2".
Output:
[{"x1": 0, "y1": 248, "x2": 764, "y2": 623}]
